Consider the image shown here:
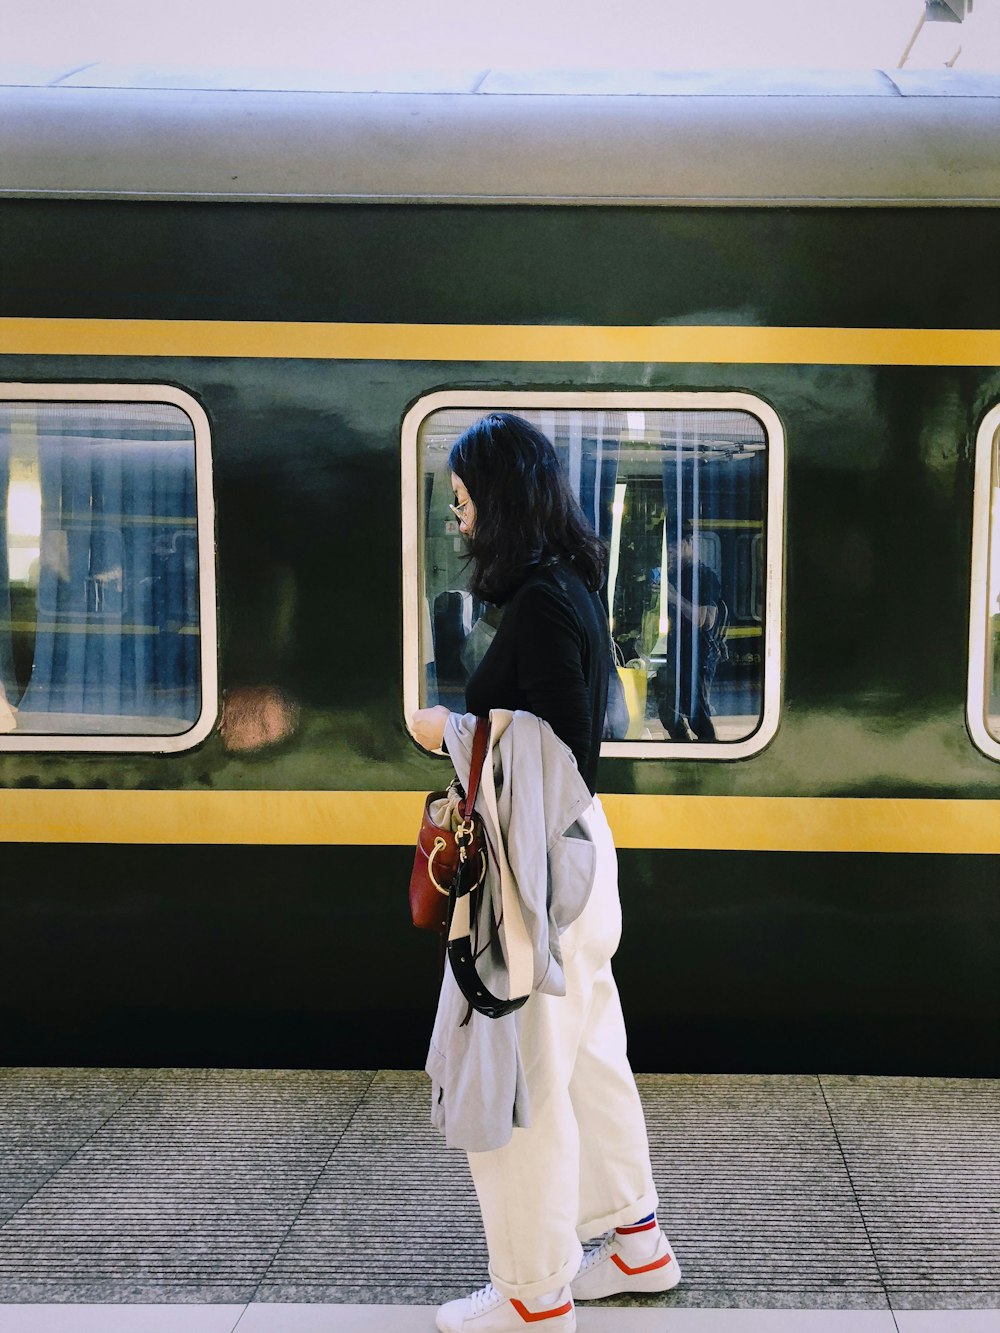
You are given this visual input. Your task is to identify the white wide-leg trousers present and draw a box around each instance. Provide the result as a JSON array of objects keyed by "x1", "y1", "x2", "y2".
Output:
[{"x1": 466, "y1": 796, "x2": 659, "y2": 1301}]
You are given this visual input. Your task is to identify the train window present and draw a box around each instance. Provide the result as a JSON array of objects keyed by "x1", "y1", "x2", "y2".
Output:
[
  {"x1": 403, "y1": 392, "x2": 783, "y2": 759},
  {"x1": 0, "y1": 387, "x2": 217, "y2": 752},
  {"x1": 968, "y1": 404, "x2": 1000, "y2": 760}
]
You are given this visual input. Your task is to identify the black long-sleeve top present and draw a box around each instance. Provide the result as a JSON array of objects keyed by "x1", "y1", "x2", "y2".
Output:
[{"x1": 464, "y1": 558, "x2": 610, "y2": 795}]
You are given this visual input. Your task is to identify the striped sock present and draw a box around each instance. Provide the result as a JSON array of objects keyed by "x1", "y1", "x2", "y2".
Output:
[{"x1": 615, "y1": 1211, "x2": 660, "y2": 1260}]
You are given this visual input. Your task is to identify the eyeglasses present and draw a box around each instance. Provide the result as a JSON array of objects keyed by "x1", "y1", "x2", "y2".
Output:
[{"x1": 449, "y1": 499, "x2": 472, "y2": 522}]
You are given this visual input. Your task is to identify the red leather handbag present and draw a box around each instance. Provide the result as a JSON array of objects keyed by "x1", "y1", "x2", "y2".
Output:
[{"x1": 410, "y1": 717, "x2": 489, "y2": 931}]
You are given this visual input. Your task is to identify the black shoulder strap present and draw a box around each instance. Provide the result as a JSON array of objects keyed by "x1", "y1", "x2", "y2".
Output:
[{"x1": 448, "y1": 921, "x2": 529, "y2": 1022}]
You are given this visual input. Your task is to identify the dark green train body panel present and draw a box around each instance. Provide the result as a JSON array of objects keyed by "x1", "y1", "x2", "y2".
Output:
[
  {"x1": 2, "y1": 202, "x2": 999, "y2": 330},
  {"x1": 0, "y1": 843, "x2": 996, "y2": 1075},
  {"x1": 0, "y1": 201, "x2": 998, "y2": 1071}
]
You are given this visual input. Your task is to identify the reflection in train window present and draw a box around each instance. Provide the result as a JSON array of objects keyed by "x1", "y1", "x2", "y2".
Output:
[
  {"x1": 969, "y1": 408, "x2": 1000, "y2": 759},
  {"x1": 0, "y1": 395, "x2": 213, "y2": 748},
  {"x1": 411, "y1": 397, "x2": 782, "y2": 757}
]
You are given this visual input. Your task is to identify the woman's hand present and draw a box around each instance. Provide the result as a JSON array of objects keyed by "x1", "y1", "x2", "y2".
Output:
[{"x1": 411, "y1": 705, "x2": 451, "y2": 751}]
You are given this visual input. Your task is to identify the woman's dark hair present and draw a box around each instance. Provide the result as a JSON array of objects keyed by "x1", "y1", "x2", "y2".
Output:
[{"x1": 448, "y1": 413, "x2": 608, "y2": 603}]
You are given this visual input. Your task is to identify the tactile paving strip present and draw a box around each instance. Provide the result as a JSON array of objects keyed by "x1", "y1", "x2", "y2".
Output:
[
  {"x1": 0, "y1": 1068, "x2": 372, "y2": 1302},
  {"x1": 0, "y1": 1069, "x2": 153, "y2": 1225},
  {"x1": 0, "y1": 1069, "x2": 151, "y2": 1154},
  {"x1": 0, "y1": 1069, "x2": 996, "y2": 1312},
  {"x1": 821, "y1": 1075, "x2": 1000, "y2": 1311},
  {"x1": 641, "y1": 1074, "x2": 887, "y2": 1310},
  {"x1": 258, "y1": 1069, "x2": 488, "y2": 1304},
  {"x1": 260, "y1": 1071, "x2": 889, "y2": 1308}
]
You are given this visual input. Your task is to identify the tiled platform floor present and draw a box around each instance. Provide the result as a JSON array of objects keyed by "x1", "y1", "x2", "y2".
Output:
[{"x1": 0, "y1": 1069, "x2": 997, "y2": 1333}]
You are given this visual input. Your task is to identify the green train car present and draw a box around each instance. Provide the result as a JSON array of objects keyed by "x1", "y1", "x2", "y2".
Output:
[{"x1": 0, "y1": 72, "x2": 998, "y2": 1075}]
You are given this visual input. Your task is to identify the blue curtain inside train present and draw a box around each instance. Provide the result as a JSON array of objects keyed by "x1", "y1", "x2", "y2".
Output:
[
  {"x1": 659, "y1": 410, "x2": 766, "y2": 730},
  {"x1": 3, "y1": 404, "x2": 200, "y2": 732},
  {"x1": 554, "y1": 409, "x2": 621, "y2": 614},
  {"x1": 549, "y1": 407, "x2": 618, "y2": 549},
  {"x1": 575, "y1": 416, "x2": 622, "y2": 550}
]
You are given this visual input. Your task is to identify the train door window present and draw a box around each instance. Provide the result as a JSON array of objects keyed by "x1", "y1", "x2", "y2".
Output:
[
  {"x1": 403, "y1": 392, "x2": 783, "y2": 759},
  {"x1": 968, "y1": 404, "x2": 1000, "y2": 759},
  {"x1": 0, "y1": 386, "x2": 217, "y2": 752}
]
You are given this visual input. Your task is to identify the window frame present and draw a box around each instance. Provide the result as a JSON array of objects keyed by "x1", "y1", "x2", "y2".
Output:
[
  {"x1": 402, "y1": 389, "x2": 785, "y2": 761},
  {"x1": 967, "y1": 401, "x2": 1000, "y2": 762},
  {"x1": 0, "y1": 382, "x2": 217, "y2": 754}
]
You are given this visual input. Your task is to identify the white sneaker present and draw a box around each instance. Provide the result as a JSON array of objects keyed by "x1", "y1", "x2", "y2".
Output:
[
  {"x1": 436, "y1": 1282, "x2": 576, "y2": 1332},
  {"x1": 571, "y1": 1229, "x2": 681, "y2": 1301}
]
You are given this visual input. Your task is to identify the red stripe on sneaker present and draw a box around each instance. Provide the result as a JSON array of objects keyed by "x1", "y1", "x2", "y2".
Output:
[
  {"x1": 510, "y1": 1298, "x2": 574, "y2": 1322},
  {"x1": 611, "y1": 1251, "x2": 674, "y2": 1276},
  {"x1": 616, "y1": 1220, "x2": 657, "y2": 1234}
]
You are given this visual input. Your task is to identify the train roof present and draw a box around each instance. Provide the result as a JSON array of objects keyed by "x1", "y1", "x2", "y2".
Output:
[{"x1": 1, "y1": 69, "x2": 999, "y2": 206}]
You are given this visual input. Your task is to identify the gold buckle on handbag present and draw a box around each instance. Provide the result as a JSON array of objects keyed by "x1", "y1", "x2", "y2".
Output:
[{"x1": 426, "y1": 837, "x2": 451, "y2": 896}]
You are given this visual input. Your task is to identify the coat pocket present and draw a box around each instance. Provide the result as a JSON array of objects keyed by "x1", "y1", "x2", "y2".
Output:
[{"x1": 548, "y1": 830, "x2": 598, "y2": 933}]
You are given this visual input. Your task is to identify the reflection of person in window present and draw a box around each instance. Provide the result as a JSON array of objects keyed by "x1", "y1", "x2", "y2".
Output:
[{"x1": 654, "y1": 532, "x2": 723, "y2": 742}]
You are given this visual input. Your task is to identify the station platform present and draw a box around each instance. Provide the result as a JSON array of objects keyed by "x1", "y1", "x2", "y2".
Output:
[{"x1": 0, "y1": 1069, "x2": 996, "y2": 1333}]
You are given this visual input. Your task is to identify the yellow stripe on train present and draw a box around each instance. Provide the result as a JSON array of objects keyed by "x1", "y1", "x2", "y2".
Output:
[
  {"x1": 0, "y1": 790, "x2": 999, "y2": 853},
  {"x1": 3, "y1": 319, "x2": 1000, "y2": 365}
]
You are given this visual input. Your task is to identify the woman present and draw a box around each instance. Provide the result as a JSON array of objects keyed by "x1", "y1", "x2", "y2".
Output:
[{"x1": 411, "y1": 413, "x2": 680, "y2": 1333}]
